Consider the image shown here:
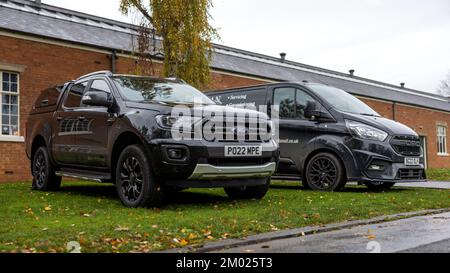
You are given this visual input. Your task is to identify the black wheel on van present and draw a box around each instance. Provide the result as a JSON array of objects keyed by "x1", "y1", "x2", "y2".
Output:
[
  {"x1": 224, "y1": 178, "x2": 270, "y2": 200},
  {"x1": 116, "y1": 145, "x2": 165, "y2": 208},
  {"x1": 305, "y1": 153, "x2": 346, "y2": 191},
  {"x1": 32, "y1": 147, "x2": 62, "y2": 191},
  {"x1": 364, "y1": 182, "x2": 396, "y2": 191}
]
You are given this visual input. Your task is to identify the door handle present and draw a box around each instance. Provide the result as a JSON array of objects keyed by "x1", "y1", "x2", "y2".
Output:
[
  {"x1": 56, "y1": 116, "x2": 63, "y2": 122},
  {"x1": 78, "y1": 116, "x2": 86, "y2": 121}
]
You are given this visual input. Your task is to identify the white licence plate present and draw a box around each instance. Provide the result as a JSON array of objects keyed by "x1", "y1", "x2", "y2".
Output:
[
  {"x1": 405, "y1": 157, "x2": 420, "y2": 166},
  {"x1": 225, "y1": 146, "x2": 263, "y2": 157}
]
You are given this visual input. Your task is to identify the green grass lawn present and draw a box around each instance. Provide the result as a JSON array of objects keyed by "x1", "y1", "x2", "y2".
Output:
[
  {"x1": 0, "y1": 180, "x2": 449, "y2": 253},
  {"x1": 427, "y1": 169, "x2": 450, "y2": 181}
]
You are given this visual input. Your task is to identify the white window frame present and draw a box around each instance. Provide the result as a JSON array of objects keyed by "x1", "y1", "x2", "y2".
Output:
[
  {"x1": 0, "y1": 71, "x2": 23, "y2": 142},
  {"x1": 437, "y1": 125, "x2": 448, "y2": 156}
]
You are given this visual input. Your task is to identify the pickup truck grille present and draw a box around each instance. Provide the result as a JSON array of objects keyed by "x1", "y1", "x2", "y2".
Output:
[
  {"x1": 390, "y1": 136, "x2": 421, "y2": 156},
  {"x1": 396, "y1": 169, "x2": 425, "y2": 180},
  {"x1": 203, "y1": 117, "x2": 272, "y2": 143}
]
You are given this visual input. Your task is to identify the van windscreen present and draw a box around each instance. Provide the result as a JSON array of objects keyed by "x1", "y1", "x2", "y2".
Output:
[{"x1": 308, "y1": 84, "x2": 380, "y2": 117}]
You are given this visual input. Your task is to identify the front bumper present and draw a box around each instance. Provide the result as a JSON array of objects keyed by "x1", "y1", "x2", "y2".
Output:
[
  {"x1": 345, "y1": 137, "x2": 426, "y2": 183},
  {"x1": 147, "y1": 138, "x2": 279, "y2": 185}
]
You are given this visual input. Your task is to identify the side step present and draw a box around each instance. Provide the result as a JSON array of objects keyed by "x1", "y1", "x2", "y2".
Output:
[{"x1": 55, "y1": 168, "x2": 112, "y2": 182}]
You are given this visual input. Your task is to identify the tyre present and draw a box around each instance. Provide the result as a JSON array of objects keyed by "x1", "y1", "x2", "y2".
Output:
[
  {"x1": 116, "y1": 145, "x2": 165, "y2": 208},
  {"x1": 364, "y1": 181, "x2": 396, "y2": 191},
  {"x1": 31, "y1": 147, "x2": 62, "y2": 191},
  {"x1": 224, "y1": 178, "x2": 270, "y2": 200},
  {"x1": 305, "y1": 152, "x2": 347, "y2": 191}
]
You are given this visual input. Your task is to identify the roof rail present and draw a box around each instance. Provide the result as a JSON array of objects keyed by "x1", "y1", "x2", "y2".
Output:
[
  {"x1": 76, "y1": 71, "x2": 113, "y2": 81},
  {"x1": 165, "y1": 77, "x2": 186, "y2": 84}
]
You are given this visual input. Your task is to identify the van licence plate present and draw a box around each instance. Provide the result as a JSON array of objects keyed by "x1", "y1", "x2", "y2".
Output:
[
  {"x1": 225, "y1": 146, "x2": 263, "y2": 157},
  {"x1": 405, "y1": 157, "x2": 420, "y2": 166}
]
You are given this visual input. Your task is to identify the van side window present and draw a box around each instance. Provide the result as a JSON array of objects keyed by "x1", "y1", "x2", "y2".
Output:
[
  {"x1": 64, "y1": 82, "x2": 88, "y2": 108},
  {"x1": 274, "y1": 88, "x2": 296, "y2": 119},
  {"x1": 296, "y1": 89, "x2": 318, "y2": 120}
]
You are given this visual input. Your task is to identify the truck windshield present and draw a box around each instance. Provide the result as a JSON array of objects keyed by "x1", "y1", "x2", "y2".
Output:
[
  {"x1": 113, "y1": 77, "x2": 215, "y2": 105},
  {"x1": 308, "y1": 84, "x2": 380, "y2": 117}
]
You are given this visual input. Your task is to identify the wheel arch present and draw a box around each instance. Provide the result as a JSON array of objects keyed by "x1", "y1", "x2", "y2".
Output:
[
  {"x1": 110, "y1": 131, "x2": 147, "y2": 181},
  {"x1": 303, "y1": 148, "x2": 349, "y2": 180},
  {"x1": 31, "y1": 135, "x2": 47, "y2": 161}
]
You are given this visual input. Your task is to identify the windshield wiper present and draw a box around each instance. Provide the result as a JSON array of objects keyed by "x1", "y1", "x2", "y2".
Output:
[{"x1": 359, "y1": 113, "x2": 379, "y2": 117}]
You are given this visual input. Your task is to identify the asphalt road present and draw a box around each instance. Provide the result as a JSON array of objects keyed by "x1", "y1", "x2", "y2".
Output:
[
  {"x1": 213, "y1": 212, "x2": 450, "y2": 253},
  {"x1": 347, "y1": 181, "x2": 450, "y2": 189}
]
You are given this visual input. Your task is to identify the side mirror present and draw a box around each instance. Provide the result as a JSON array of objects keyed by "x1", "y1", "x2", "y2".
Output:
[
  {"x1": 304, "y1": 101, "x2": 335, "y2": 122},
  {"x1": 82, "y1": 91, "x2": 113, "y2": 108},
  {"x1": 311, "y1": 110, "x2": 335, "y2": 123},
  {"x1": 304, "y1": 101, "x2": 318, "y2": 119}
]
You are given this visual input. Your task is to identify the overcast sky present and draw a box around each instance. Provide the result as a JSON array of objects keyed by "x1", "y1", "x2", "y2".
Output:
[{"x1": 43, "y1": 0, "x2": 450, "y2": 93}]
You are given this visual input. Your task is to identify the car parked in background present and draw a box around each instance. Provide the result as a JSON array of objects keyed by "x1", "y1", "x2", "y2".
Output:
[{"x1": 209, "y1": 82, "x2": 426, "y2": 191}]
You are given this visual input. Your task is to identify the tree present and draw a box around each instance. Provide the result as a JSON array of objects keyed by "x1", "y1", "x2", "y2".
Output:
[
  {"x1": 438, "y1": 71, "x2": 450, "y2": 96},
  {"x1": 120, "y1": 0, "x2": 219, "y2": 88}
]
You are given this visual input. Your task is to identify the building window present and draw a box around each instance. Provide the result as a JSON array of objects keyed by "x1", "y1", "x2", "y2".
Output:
[
  {"x1": 1, "y1": 72, "x2": 20, "y2": 137},
  {"x1": 437, "y1": 125, "x2": 448, "y2": 155}
]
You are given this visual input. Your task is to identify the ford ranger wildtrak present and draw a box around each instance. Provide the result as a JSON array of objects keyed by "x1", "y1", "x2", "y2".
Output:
[{"x1": 26, "y1": 71, "x2": 279, "y2": 207}]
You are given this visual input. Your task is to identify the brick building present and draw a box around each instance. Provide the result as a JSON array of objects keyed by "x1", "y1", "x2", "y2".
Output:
[{"x1": 0, "y1": 0, "x2": 449, "y2": 182}]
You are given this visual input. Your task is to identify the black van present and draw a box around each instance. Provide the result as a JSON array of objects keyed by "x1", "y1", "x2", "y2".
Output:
[{"x1": 208, "y1": 82, "x2": 426, "y2": 191}]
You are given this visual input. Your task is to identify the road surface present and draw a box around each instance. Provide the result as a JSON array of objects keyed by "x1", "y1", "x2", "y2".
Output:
[{"x1": 213, "y1": 212, "x2": 450, "y2": 253}]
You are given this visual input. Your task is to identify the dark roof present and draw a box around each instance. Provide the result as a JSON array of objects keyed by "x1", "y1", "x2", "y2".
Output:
[{"x1": 1, "y1": 0, "x2": 449, "y2": 112}]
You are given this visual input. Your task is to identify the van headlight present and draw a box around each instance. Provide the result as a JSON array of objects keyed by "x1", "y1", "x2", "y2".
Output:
[{"x1": 346, "y1": 120, "x2": 388, "y2": 142}]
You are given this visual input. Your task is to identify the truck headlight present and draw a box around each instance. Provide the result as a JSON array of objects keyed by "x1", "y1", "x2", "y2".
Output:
[
  {"x1": 346, "y1": 120, "x2": 388, "y2": 142},
  {"x1": 156, "y1": 115, "x2": 202, "y2": 131}
]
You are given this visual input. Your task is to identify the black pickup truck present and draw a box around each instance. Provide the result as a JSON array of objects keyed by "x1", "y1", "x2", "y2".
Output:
[{"x1": 26, "y1": 71, "x2": 279, "y2": 207}]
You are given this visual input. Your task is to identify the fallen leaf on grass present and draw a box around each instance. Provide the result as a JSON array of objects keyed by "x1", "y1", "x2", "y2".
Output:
[
  {"x1": 44, "y1": 206, "x2": 51, "y2": 212},
  {"x1": 114, "y1": 226, "x2": 129, "y2": 232}
]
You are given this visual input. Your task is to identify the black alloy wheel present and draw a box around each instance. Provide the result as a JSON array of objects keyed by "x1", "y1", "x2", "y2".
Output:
[
  {"x1": 305, "y1": 153, "x2": 346, "y2": 191},
  {"x1": 119, "y1": 156, "x2": 144, "y2": 203},
  {"x1": 116, "y1": 145, "x2": 165, "y2": 208},
  {"x1": 31, "y1": 147, "x2": 61, "y2": 191},
  {"x1": 33, "y1": 151, "x2": 47, "y2": 188}
]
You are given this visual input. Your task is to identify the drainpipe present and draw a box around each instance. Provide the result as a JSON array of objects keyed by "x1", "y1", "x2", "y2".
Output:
[
  {"x1": 392, "y1": 101, "x2": 396, "y2": 121},
  {"x1": 111, "y1": 50, "x2": 118, "y2": 73}
]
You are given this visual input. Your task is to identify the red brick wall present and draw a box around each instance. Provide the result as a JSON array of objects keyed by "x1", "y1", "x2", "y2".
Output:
[
  {"x1": 395, "y1": 104, "x2": 450, "y2": 169},
  {"x1": 360, "y1": 98, "x2": 394, "y2": 119},
  {"x1": 0, "y1": 34, "x2": 449, "y2": 183}
]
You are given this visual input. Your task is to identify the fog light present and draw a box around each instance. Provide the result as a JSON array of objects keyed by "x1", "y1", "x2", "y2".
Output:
[
  {"x1": 368, "y1": 165, "x2": 383, "y2": 171},
  {"x1": 167, "y1": 148, "x2": 184, "y2": 160}
]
